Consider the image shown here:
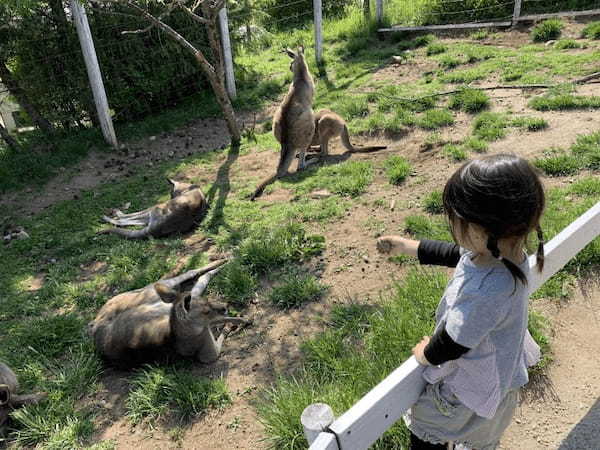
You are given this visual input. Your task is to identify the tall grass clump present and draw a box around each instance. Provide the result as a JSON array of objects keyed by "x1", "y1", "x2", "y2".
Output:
[
  {"x1": 404, "y1": 215, "x2": 452, "y2": 241},
  {"x1": 582, "y1": 21, "x2": 600, "y2": 39},
  {"x1": 534, "y1": 152, "x2": 581, "y2": 176},
  {"x1": 126, "y1": 366, "x2": 230, "y2": 425},
  {"x1": 269, "y1": 273, "x2": 327, "y2": 309},
  {"x1": 512, "y1": 117, "x2": 549, "y2": 132},
  {"x1": 384, "y1": 155, "x2": 412, "y2": 185},
  {"x1": 418, "y1": 109, "x2": 455, "y2": 130},
  {"x1": 443, "y1": 144, "x2": 468, "y2": 161},
  {"x1": 554, "y1": 39, "x2": 582, "y2": 50},
  {"x1": 426, "y1": 42, "x2": 447, "y2": 55},
  {"x1": 529, "y1": 93, "x2": 600, "y2": 111},
  {"x1": 472, "y1": 112, "x2": 509, "y2": 141},
  {"x1": 449, "y1": 88, "x2": 490, "y2": 113},
  {"x1": 211, "y1": 260, "x2": 258, "y2": 308},
  {"x1": 423, "y1": 190, "x2": 444, "y2": 214},
  {"x1": 531, "y1": 19, "x2": 564, "y2": 42},
  {"x1": 571, "y1": 130, "x2": 600, "y2": 170}
]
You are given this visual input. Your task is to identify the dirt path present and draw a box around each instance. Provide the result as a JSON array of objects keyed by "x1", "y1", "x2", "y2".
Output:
[{"x1": 500, "y1": 280, "x2": 600, "y2": 450}]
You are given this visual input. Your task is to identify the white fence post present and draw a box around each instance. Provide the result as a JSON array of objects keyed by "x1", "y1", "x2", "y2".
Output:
[
  {"x1": 70, "y1": 0, "x2": 118, "y2": 148},
  {"x1": 376, "y1": 0, "x2": 383, "y2": 25},
  {"x1": 512, "y1": 0, "x2": 522, "y2": 26},
  {"x1": 313, "y1": 0, "x2": 323, "y2": 63},
  {"x1": 301, "y1": 403, "x2": 335, "y2": 445},
  {"x1": 218, "y1": 5, "x2": 237, "y2": 100}
]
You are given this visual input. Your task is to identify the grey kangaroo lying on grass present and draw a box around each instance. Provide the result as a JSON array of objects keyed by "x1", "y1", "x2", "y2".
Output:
[
  {"x1": 308, "y1": 109, "x2": 387, "y2": 159},
  {"x1": 99, "y1": 179, "x2": 207, "y2": 239},
  {"x1": 88, "y1": 260, "x2": 249, "y2": 367},
  {"x1": 251, "y1": 46, "x2": 316, "y2": 200},
  {"x1": 1, "y1": 362, "x2": 47, "y2": 436}
]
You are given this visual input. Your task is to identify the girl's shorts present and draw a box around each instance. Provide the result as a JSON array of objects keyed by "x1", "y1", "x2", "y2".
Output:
[{"x1": 403, "y1": 382, "x2": 518, "y2": 450}]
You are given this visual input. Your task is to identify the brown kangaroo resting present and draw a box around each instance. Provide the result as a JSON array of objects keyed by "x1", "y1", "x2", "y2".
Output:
[
  {"x1": 1, "y1": 362, "x2": 47, "y2": 436},
  {"x1": 88, "y1": 260, "x2": 248, "y2": 367},
  {"x1": 250, "y1": 46, "x2": 316, "y2": 201},
  {"x1": 310, "y1": 109, "x2": 387, "y2": 158},
  {"x1": 99, "y1": 179, "x2": 207, "y2": 239}
]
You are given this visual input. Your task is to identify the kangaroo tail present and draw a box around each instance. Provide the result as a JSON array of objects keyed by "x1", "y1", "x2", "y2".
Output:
[
  {"x1": 350, "y1": 145, "x2": 388, "y2": 153},
  {"x1": 250, "y1": 174, "x2": 278, "y2": 201},
  {"x1": 341, "y1": 124, "x2": 387, "y2": 153},
  {"x1": 251, "y1": 142, "x2": 294, "y2": 201},
  {"x1": 97, "y1": 227, "x2": 149, "y2": 239}
]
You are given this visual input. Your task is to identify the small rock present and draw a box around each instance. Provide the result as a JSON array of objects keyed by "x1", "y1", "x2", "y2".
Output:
[
  {"x1": 545, "y1": 40, "x2": 557, "y2": 47},
  {"x1": 149, "y1": 135, "x2": 157, "y2": 141},
  {"x1": 310, "y1": 189, "x2": 333, "y2": 199}
]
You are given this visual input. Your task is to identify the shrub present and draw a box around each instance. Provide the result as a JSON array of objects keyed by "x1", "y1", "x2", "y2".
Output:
[
  {"x1": 426, "y1": 42, "x2": 447, "y2": 55},
  {"x1": 582, "y1": 21, "x2": 600, "y2": 39},
  {"x1": 384, "y1": 155, "x2": 412, "y2": 185},
  {"x1": 449, "y1": 88, "x2": 490, "y2": 113},
  {"x1": 268, "y1": 273, "x2": 327, "y2": 309},
  {"x1": 423, "y1": 190, "x2": 444, "y2": 214},
  {"x1": 531, "y1": 19, "x2": 564, "y2": 42}
]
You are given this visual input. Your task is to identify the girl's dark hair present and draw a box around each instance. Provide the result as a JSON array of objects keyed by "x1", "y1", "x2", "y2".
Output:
[{"x1": 443, "y1": 154, "x2": 545, "y2": 286}]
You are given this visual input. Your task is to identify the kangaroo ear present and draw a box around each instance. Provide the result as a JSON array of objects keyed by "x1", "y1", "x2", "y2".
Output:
[
  {"x1": 154, "y1": 283, "x2": 179, "y2": 303},
  {"x1": 0, "y1": 385, "x2": 10, "y2": 407},
  {"x1": 284, "y1": 48, "x2": 296, "y2": 59},
  {"x1": 298, "y1": 45, "x2": 305, "y2": 54}
]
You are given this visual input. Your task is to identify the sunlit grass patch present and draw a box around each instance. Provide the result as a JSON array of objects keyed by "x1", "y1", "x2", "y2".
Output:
[
  {"x1": 512, "y1": 117, "x2": 549, "y2": 132},
  {"x1": 422, "y1": 190, "x2": 444, "y2": 214},
  {"x1": 287, "y1": 160, "x2": 374, "y2": 197},
  {"x1": 384, "y1": 155, "x2": 412, "y2": 185},
  {"x1": 534, "y1": 152, "x2": 582, "y2": 176},
  {"x1": 473, "y1": 112, "x2": 509, "y2": 141},
  {"x1": 418, "y1": 109, "x2": 455, "y2": 130},
  {"x1": 404, "y1": 215, "x2": 452, "y2": 241},
  {"x1": 443, "y1": 144, "x2": 468, "y2": 162},
  {"x1": 426, "y1": 42, "x2": 447, "y2": 55},
  {"x1": 463, "y1": 136, "x2": 488, "y2": 153},
  {"x1": 554, "y1": 39, "x2": 583, "y2": 50},
  {"x1": 529, "y1": 93, "x2": 600, "y2": 111},
  {"x1": 582, "y1": 21, "x2": 600, "y2": 39}
]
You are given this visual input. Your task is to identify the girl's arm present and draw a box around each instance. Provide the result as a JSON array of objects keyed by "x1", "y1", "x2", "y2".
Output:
[
  {"x1": 413, "y1": 327, "x2": 471, "y2": 366},
  {"x1": 377, "y1": 236, "x2": 461, "y2": 267}
]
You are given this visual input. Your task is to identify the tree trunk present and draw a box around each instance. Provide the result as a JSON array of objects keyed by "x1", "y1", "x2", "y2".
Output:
[
  {"x1": 363, "y1": 0, "x2": 370, "y2": 19},
  {"x1": 0, "y1": 121, "x2": 18, "y2": 151},
  {"x1": 0, "y1": 60, "x2": 55, "y2": 134}
]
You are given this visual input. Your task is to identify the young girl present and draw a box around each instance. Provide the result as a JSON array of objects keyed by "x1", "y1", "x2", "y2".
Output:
[{"x1": 377, "y1": 154, "x2": 545, "y2": 450}]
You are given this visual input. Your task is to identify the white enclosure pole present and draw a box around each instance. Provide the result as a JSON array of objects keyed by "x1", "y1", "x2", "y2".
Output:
[
  {"x1": 301, "y1": 403, "x2": 335, "y2": 445},
  {"x1": 70, "y1": 0, "x2": 118, "y2": 148},
  {"x1": 512, "y1": 0, "x2": 522, "y2": 26},
  {"x1": 218, "y1": 5, "x2": 237, "y2": 99},
  {"x1": 376, "y1": 0, "x2": 383, "y2": 25},
  {"x1": 313, "y1": 0, "x2": 323, "y2": 63}
]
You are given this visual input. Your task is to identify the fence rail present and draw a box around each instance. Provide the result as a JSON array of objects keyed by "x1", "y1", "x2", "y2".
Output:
[{"x1": 303, "y1": 200, "x2": 600, "y2": 450}]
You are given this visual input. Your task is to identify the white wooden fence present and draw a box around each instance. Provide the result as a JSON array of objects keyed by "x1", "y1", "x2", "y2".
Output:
[{"x1": 302, "y1": 201, "x2": 600, "y2": 450}]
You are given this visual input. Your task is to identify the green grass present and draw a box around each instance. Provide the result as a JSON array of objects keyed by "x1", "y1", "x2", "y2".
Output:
[
  {"x1": 582, "y1": 21, "x2": 600, "y2": 39},
  {"x1": 422, "y1": 190, "x2": 444, "y2": 214},
  {"x1": 443, "y1": 144, "x2": 468, "y2": 161},
  {"x1": 126, "y1": 366, "x2": 230, "y2": 425},
  {"x1": 449, "y1": 88, "x2": 490, "y2": 113},
  {"x1": 463, "y1": 136, "x2": 488, "y2": 153},
  {"x1": 384, "y1": 155, "x2": 412, "y2": 185},
  {"x1": 529, "y1": 93, "x2": 600, "y2": 111},
  {"x1": 211, "y1": 260, "x2": 258, "y2": 308},
  {"x1": 472, "y1": 112, "x2": 509, "y2": 141},
  {"x1": 512, "y1": 117, "x2": 549, "y2": 132},
  {"x1": 404, "y1": 215, "x2": 453, "y2": 241},
  {"x1": 531, "y1": 19, "x2": 564, "y2": 42},
  {"x1": 571, "y1": 130, "x2": 600, "y2": 169},
  {"x1": 534, "y1": 152, "x2": 582, "y2": 176},
  {"x1": 554, "y1": 39, "x2": 583, "y2": 50},
  {"x1": 426, "y1": 42, "x2": 447, "y2": 55},
  {"x1": 470, "y1": 30, "x2": 489, "y2": 40},
  {"x1": 570, "y1": 176, "x2": 600, "y2": 195},
  {"x1": 268, "y1": 273, "x2": 328, "y2": 309},
  {"x1": 418, "y1": 108, "x2": 455, "y2": 130}
]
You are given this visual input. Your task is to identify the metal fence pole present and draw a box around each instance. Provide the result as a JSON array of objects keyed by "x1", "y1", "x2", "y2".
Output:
[
  {"x1": 70, "y1": 0, "x2": 118, "y2": 148},
  {"x1": 218, "y1": 5, "x2": 237, "y2": 99},
  {"x1": 376, "y1": 0, "x2": 383, "y2": 25},
  {"x1": 513, "y1": 0, "x2": 523, "y2": 26},
  {"x1": 313, "y1": 0, "x2": 323, "y2": 63}
]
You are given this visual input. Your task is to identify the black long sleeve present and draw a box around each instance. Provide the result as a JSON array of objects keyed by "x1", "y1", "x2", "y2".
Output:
[
  {"x1": 417, "y1": 239, "x2": 461, "y2": 268},
  {"x1": 424, "y1": 325, "x2": 470, "y2": 366}
]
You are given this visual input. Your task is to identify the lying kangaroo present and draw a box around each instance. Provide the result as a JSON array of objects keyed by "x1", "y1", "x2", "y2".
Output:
[
  {"x1": 89, "y1": 260, "x2": 248, "y2": 367},
  {"x1": 99, "y1": 179, "x2": 207, "y2": 239},
  {"x1": 309, "y1": 109, "x2": 387, "y2": 159},
  {"x1": 250, "y1": 46, "x2": 315, "y2": 200},
  {"x1": 1, "y1": 362, "x2": 47, "y2": 436}
]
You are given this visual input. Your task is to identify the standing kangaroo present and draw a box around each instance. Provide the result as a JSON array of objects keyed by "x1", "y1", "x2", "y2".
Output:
[
  {"x1": 1, "y1": 362, "x2": 46, "y2": 436},
  {"x1": 89, "y1": 260, "x2": 248, "y2": 367},
  {"x1": 250, "y1": 46, "x2": 315, "y2": 201},
  {"x1": 99, "y1": 179, "x2": 207, "y2": 239},
  {"x1": 309, "y1": 109, "x2": 387, "y2": 159}
]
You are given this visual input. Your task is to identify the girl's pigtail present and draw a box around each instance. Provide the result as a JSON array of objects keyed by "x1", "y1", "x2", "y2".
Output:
[
  {"x1": 486, "y1": 235, "x2": 527, "y2": 287},
  {"x1": 536, "y1": 225, "x2": 545, "y2": 272}
]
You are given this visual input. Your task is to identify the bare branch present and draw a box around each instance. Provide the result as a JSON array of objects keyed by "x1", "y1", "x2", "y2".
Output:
[
  {"x1": 177, "y1": 0, "x2": 210, "y2": 24},
  {"x1": 121, "y1": 24, "x2": 154, "y2": 34}
]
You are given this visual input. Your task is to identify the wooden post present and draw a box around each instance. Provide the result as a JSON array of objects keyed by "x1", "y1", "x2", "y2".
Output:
[
  {"x1": 218, "y1": 5, "x2": 237, "y2": 99},
  {"x1": 313, "y1": 0, "x2": 323, "y2": 63},
  {"x1": 376, "y1": 0, "x2": 383, "y2": 25},
  {"x1": 301, "y1": 403, "x2": 335, "y2": 445},
  {"x1": 70, "y1": 0, "x2": 118, "y2": 148},
  {"x1": 512, "y1": 0, "x2": 522, "y2": 26}
]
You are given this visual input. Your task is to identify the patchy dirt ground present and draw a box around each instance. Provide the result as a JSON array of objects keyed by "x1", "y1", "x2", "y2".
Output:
[{"x1": 3, "y1": 23, "x2": 600, "y2": 450}]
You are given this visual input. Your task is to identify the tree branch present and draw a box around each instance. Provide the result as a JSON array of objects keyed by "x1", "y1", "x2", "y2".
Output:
[{"x1": 177, "y1": 0, "x2": 210, "y2": 24}]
